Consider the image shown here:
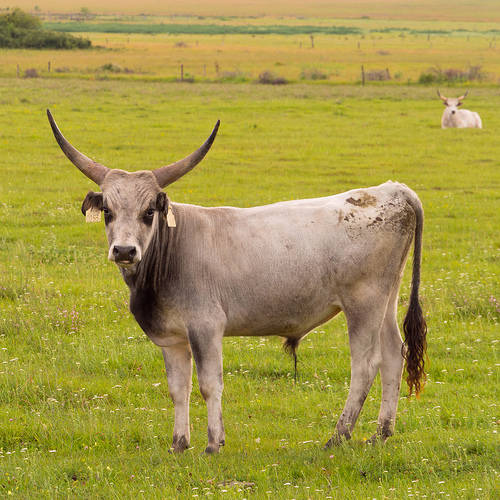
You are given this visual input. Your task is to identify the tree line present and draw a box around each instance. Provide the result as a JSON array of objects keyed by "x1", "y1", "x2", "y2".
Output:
[{"x1": 0, "y1": 8, "x2": 91, "y2": 49}]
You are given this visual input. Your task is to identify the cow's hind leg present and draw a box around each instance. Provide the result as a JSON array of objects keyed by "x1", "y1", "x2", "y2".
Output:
[
  {"x1": 324, "y1": 295, "x2": 387, "y2": 448},
  {"x1": 161, "y1": 343, "x2": 193, "y2": 453},
  {"x1": 370, "y1": 287, "x2": 405, "y2": 444},
  {"x1": 189, "y1": 327, "x2": 225, "y2": 454}
]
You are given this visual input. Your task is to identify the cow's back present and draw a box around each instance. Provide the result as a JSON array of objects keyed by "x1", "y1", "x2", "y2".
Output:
[{"x1": 167, "y1": 182, "x2": 417, "y2": 338}]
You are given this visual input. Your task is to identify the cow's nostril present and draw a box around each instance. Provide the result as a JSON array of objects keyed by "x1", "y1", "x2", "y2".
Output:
[{"x1": 113, "y1": 245, "x2": 137, "y2": 262}]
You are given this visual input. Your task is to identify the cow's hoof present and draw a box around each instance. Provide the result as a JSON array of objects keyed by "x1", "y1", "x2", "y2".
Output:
[
  {"x1": 169, "y1": 435, "x2": 189, "y2": 453},
  {"x1": 323, "y1": 433, "x2": 350, "y2": 449},
  {"x1": 169, "y1": 446, "x2": 187, "y2": 454},
  {"x1": 204, "y1": 444, "x2": 221, "y2": 454},
  {"x1": 366, "y1": 433, "x2": 389, "y2": 445}
]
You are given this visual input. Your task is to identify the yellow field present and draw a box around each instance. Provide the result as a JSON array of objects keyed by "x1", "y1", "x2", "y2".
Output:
[
  {"x1": 3, "y1": 30, "x2": 500, "y2": 84},
  {"x1": 2, "y1": 0, "x2": 500, "y2": 83},
  {"x1": 5, "y1": 0, "x2": 500, "y2": 22}
]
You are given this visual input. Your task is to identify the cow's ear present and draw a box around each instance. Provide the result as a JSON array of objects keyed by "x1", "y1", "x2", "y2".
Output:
[
  {"x1": 81, "y1": 191, "x2": 103, "y2": 216},
  {"x1": 156, "y1": 191, "x2": 167, "y2": 214}
]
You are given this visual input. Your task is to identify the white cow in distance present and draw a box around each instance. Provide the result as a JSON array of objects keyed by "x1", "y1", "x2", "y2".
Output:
[{"x1": 437, "y1": 90, "x2": 482, "y2": 129}]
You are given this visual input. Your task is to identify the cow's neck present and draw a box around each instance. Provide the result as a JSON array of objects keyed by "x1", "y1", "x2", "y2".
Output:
[{"x1": 123, "y1": 204, "x2": 176, "y2": 335}]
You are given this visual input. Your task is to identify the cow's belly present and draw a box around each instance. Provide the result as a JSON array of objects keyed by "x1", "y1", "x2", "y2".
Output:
[{"x1": 222, "y1": 303, "x2": 342, "y2": 339}]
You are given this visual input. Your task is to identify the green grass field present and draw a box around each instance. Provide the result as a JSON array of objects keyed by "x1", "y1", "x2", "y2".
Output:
[
  {"x1": 1, "y1": 79, "x2": 499, "y2": 498},
  {"x1": 0, "y1": 1, "x2": 500, "y2": 498}
]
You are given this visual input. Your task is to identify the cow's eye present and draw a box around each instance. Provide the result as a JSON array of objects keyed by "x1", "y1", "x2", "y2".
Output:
[
  {"x1": 102, "y1": 206, "x2": 113, "y2": 225},
  {"x1": 142, "y1": 208, "x2": 155, "y2": 223}
]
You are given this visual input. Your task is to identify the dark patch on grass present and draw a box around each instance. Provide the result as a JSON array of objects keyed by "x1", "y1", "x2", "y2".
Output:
[{"x1": 44, "y1": 22, "x2": 361, "y2": 36}]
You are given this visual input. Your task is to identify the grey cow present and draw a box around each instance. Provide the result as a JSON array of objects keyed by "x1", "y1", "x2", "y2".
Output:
[{"x1": 47, "y1": 110, "x2": 427, "y2": 454}]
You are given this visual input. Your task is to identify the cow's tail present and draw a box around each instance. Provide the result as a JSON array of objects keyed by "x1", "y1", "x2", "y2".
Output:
[
  {"x1": 402, "y1": 189, "x2": 427, "y2": 398},
  {"x1": 283, "y1": 337, "x2": 300, "y2": 383}
]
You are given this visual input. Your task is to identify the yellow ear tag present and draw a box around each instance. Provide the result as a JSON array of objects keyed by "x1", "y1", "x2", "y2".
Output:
[
  {"x1": 85, "y1": 207, "x2": 101, "y2": 223},
  {"x1": 166, "y1": 205, "x2": 176, "y2": 228}
]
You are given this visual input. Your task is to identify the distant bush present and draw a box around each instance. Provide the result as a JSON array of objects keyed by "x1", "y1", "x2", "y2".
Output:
[
  {"x1": 300, "y1": 68, "x2": 329, "y2": 81},
  {"x1": 213, "y1": 70, "x2": 248, "y2": 83},
  {"x1": 365, "y1": 69, "x2": 390, "y2": 81},
  {"x1": 23, "y1": 68, "x2": 39, "y2": 78},
  {"x1": 1, "y1": 8, "x2": 41, "y2": 30},
  {"x1": 98, "y1": 63, "x2": 133, "y2": 73},
  {"x1": 0, "y1": 8, "x2": 91, "y2": 49},
  {"x1": 100, "y1": 63, "x2": 121, "y2": 72},
  {"x1": 418, "y1": 72, "x2": 434, "y2": 85},
  {"x1": 418, "y1": 65, "x2": 486, "y2": 84},
  {"x1": 258, "y1": 71, "x2": 287, "y2": 85},
  {"x1": 177, "y1": 76, "x2": 195, "y2": 83}
]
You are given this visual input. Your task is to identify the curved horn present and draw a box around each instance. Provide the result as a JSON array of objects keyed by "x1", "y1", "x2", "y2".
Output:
[
  {"x1": 458, "y1": 90, "x2": 469, "y2": 101},
  {"x1": 437, "y1": 89, "x2": 447, "y2": 101},
  {"x1": 153, "y1": 120, "x2": 220, "y2": 189},
  {"x1": 47, "y1": 109, "x2": 109, "y2": 186}
]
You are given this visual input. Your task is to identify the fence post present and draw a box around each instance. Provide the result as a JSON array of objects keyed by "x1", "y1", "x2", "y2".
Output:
[
  {"x1": 386, "y1": 68, "x2": 390, "y2": 79},
  {"x1": 310, "y1": 35, "x2": 314, "y2": 49},
  {"x1": 17, "y1": 65, "x2": 20, "y2": 78},
  {"x1": 361, "y1": 65, "x2": 365, "y2": 86},
  {"x1": 48, "y1": 61, "x2": 51, "y2": 73},
  {"x1": 181, "y1": 64, "x2": 184, "y2": 81}
]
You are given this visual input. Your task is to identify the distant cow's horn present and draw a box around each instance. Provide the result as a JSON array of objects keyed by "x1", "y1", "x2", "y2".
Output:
[
  {"x1": 153, "y1": 120, "x2": 220, "y2": 189},
  {"x1": 47, "y1": 109, "x2": 110, "y2": 186},
  {"x1": 436, "y1": 89, "x2": 447, "y2": 101}
]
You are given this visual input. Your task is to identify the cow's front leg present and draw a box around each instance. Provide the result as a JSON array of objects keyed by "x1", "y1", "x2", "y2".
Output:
[
  {"x1": 189, "y1": 329, "x2": 225, "y2": 454},
  {"x1": 161, "y1": 343, "x2": 193, "y2": 453}
]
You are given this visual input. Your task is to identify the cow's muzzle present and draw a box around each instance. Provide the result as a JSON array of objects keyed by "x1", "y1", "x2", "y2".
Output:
[{"x1": 111, "y1": 245, "x2": 138, "y2": 267}]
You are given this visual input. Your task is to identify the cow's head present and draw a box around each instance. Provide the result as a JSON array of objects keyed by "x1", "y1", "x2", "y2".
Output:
[
  {"x1": 47, "y1": 109, "x2": 219, "y2": 272},
  {"x1": 437, "y1": 89, "x2": 468, "y2": 115}
]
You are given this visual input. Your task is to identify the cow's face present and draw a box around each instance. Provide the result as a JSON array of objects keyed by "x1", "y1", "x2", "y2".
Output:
[
  {"x1": 442, "y1": 97, "x2": 462, "y2": 115},
  {"x1": 82, "y1": 170, "x2": 166, "y2": 272},
  {"x1": 47, "y1": 109, "x2": 218, "y2": 272},
  {"x1": 437, "y1": 91, "x2": 467, "y2": 115}
]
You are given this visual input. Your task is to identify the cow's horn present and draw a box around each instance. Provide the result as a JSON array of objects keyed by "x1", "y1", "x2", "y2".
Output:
[
  {"x1": 153, "y1": 120, "x2": 220, "y2": 189},
  {"x1": 437, "y1": 89, "x2": 447, "y2": 101},
  {"x1": 458, "y1": 90, "x2": 468, "y2": 101},
  {"x1": 47, "y1": 109, "x2": 110, "y2": 186}
]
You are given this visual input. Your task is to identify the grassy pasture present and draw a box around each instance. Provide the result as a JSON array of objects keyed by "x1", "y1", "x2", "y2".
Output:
[{"x1": 0, "y1": 78, "x2": 499, "y2": 498}]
